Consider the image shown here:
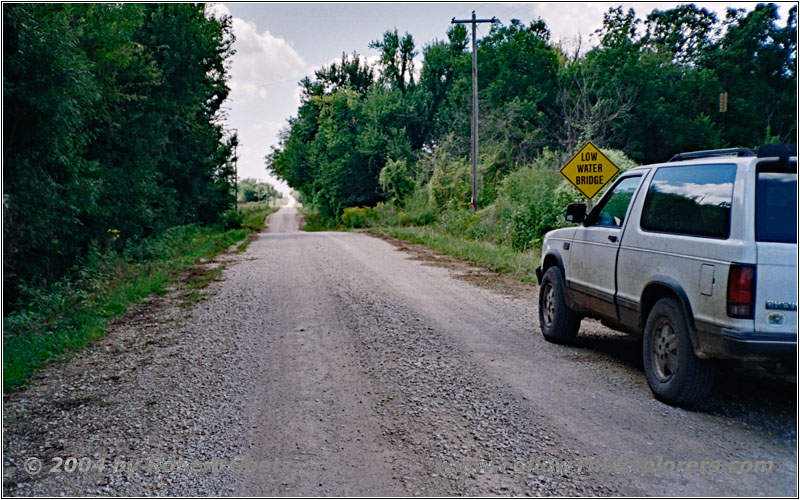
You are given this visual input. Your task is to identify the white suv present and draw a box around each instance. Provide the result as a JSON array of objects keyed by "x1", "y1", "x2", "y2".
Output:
[{"x1": 536, "y1": 145, "x2": 797, "y2": 405}]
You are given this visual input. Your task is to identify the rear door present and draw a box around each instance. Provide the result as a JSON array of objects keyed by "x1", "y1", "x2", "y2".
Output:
[{"x1": 753, "y1": 161, "x2": 798, "y2": 335}]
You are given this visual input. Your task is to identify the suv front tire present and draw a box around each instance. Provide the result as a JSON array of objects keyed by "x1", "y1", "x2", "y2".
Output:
[{"x1": 539, "y1": 267, "x2": 581, "y2": 344}]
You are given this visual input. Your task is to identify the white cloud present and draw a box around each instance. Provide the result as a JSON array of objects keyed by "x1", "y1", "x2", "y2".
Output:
[
  {"x1": 227, "y1": 13, "x2": 309, "y2": 103},
  {"x1": 507, "y1": 2, "x2": 797, "y2": 55},
  {"x1": 205, "y1": 4, "x2": 314, "y2": 194},
  {"x1": 530, "y1": 3, "x2": 611, "y2": 46},
  {"x1": 253, "y1": 120, "x2": 285, "y2": 133},
  {"x1": 410, "y1": 55, "x2": 424, "y2": 84}
]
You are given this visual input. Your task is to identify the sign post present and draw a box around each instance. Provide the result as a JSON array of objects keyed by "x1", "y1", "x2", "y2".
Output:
[{"x1": 559, "y1": 142, "x2": 620, "y2": 201}]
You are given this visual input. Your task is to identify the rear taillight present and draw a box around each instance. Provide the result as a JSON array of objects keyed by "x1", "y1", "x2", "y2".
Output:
[{"x1": 727, "y1": 264, "x2": 756, "y2": 319}]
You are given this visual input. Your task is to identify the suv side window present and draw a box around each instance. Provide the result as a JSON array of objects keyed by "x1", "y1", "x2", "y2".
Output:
[
  {"x1": 755, "y1": 161, "x2": 797, "y2": 243},
  {"x1": 589, "y1": 175, "x2": 641, "y2": 228},
  {"x1": 640, "y1": 163, "x2": 736, "y2": 238}
]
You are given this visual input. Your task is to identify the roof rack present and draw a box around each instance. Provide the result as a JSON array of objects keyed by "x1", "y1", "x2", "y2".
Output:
[{"x1": 668, "y1": 148, "x2": 756, "y2": 162}]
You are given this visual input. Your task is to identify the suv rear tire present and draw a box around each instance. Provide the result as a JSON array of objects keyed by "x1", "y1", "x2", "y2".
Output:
[
  {"x1": 539, "y1": 267, "x2": 581, "y2": 344},
  {"x1": 643, "y1": 297, "x2": 716, "y2": 405}
]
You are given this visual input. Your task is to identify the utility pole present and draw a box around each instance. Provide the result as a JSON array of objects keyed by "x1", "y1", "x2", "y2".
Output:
[
  {"x1": 232, "y1": 136, "x2": 239, "y2": 213},
  {"x1": 452, "y1": 11, "x2": 496, "y2": 211}
]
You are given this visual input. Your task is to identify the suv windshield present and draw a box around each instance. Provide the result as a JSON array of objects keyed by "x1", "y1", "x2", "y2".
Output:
[{"x1": 756, "y1": 162, "x2": 797, "y2": 243}]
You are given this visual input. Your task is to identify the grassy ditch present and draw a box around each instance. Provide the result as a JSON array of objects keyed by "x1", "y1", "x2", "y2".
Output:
[
  {"x1": 366, "y1": 226, "x2": 541, "y2": 283},
  {"x1": 239, "y1": 201, "x2": 278, "y2": 231},
  {"x1": 3, "y1": 204, "x2": 276, "y2": 393}
]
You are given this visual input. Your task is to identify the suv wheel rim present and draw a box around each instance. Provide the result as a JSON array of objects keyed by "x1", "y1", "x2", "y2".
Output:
[
  {"x1": 542, "y1": 283, "x2": 555, "y2": 327},
  {"x1": 652, "y1": 319, "x2": 678, "y2": 382}
]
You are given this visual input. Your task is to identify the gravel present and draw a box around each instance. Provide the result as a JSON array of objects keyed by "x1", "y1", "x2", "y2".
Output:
[{"x1": 3, "y1": 204, "x2": 796, "y2": 496}]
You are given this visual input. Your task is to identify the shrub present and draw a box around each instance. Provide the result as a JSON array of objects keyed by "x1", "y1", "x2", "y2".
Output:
[
  {"x1": 429, "y1": 157, "x2": 471, "y2": 210},
  {"x1": 340, "y1": 206, "x2": 379, "y2": 228},
  {"x1": 603, "y1": 148, "x2": 639, "y2": 172},
  {"x1": 494, "y1": 166, "x2": 562, "y2": 250},
  {"x1": 218, "y1": 208, "x2": 243, "y2": 230},
  {"x1": 401, "y1": 183, "x2": 437, "y2": 226},
  {"x1": 379, "y1": 158, "x2": 415, "y2": 202},
  {"x1": 438, "y1": 208, "x2": 478, "y2": 236}
]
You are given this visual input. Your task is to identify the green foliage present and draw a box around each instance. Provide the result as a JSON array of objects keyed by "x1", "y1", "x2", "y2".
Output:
[
  {"x1": 708, "y1": 4, "x2": 797, "y2": 146},
  {"x1": 299, "y1": 206, "x2": 335, "y2": 232},
  {"x1": 239, "y1": 203, "x2": 279, "y2": 232},
  {"x1": 402, "y1": 184, "x2": 438, "y2": 226},
  {"x1": 238, "y1": 178, "x2": 281, "y2": 203},
  {"x1": 370, "y1": 29, "x2": 418, "y2": 92},
  {"x1": 268, "y1": 3, "x2": 794, "y2": 255},
  {"x1": 365, "y1": 147, "x2": 637, "y2": 249},
  {"x1": 494, "y1": 167, "x2": 562, "y2": 250},
  {"x1": 603, "y1": 148, "x2": 640, "y2": 172},
  {"x1": 218, "y1": 209, "x2": 244, "y2": 230},
  {"x1": 340, "y1": 206, "x2": 380, "y2": 228},
  {"x1": 428, "y1": 156, "x2": 471, "y2": 210},
  {"x1": 3, "y1": 4, "x2": 237, "y2": 310},
  {"x1": 379, "y1": 158, "x2": 415, "y2": 202}
]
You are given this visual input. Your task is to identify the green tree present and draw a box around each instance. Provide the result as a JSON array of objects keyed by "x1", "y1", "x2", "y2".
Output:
[
  {"x1": 301, "y1": 51, "x2": 375, "y2": 98},
  {"x1": 417, "y1": 25, "x2": 470, "y2": 145},
  {"x1": 704, "y1": 4, "x2": 797, "y2": 145},
  {"x1": 369, "y1": 29, "x2": 418, "y2": 92},
  {"x1": 267, "y1": 3, "x2": 796, "y2": 230},
  {"x1": 478, "y1": 19, "x2": 561, "y2": 165},
  {"x1": 3, "y1": 3, "x2": 237, "y2": 308},
  {"x1": 3, "y1": 4, "x2": 102, "y2": 301},
  {"x1": 238, "y1": 178, "x2": 280, "y2": 202},
  {"x1": 644, "y1": 4, "x2": 719, "y2": 66}
]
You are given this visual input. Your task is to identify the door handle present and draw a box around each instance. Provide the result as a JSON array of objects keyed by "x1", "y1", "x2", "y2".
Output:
[{"x1": 608, "y1": 235, "x2": 618, "y2": 243}]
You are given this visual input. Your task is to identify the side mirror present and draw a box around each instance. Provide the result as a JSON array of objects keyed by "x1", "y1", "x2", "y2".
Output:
[{"x1": 565, "y1": 203, "x2": 587, "y2": 224}]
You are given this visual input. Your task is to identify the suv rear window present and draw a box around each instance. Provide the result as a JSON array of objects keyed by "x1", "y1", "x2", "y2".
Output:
[
  {"x1": 640, "y1": 163, "x2": 736, "y2": 238},
  {"x1": 756, "y1": 162, "x2": 797, "y2": 243}
]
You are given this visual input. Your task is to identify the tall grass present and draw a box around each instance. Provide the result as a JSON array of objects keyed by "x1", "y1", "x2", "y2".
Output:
[{"x1": 367, "y1": 226, "x2": 541, "y2": 283}]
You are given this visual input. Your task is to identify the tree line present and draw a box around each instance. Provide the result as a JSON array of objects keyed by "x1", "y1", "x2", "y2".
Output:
[
  {"x1": 3, "y1": 3, "x2": 237, "y2": 308},
  {"x1": 268, "y1": 3, "x2": 797, "y2": 223},
  {"x1": 238, "y1": 178, "x2": 282, "y2": 203}
]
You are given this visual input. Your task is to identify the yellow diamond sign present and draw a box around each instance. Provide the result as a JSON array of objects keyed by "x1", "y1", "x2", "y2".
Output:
[{"x1": 560, "y1": 142, "x2": 620, "y2": 200}]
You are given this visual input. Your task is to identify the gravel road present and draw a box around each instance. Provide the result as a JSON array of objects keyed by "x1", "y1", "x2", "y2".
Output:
[{"x1": 3, "y1": 203, "x2": 796, "y2": 496}]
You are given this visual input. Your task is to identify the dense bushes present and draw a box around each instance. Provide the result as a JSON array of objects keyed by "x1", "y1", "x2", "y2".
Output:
[
  {"x1": 3, "y1": 4, "x2": 237, "y2": 310},
  {"x1": 497, "y1": 168, "x2": 563, "y2": 250},
  {"x1": 338, "y1": 146, "x2": 640, "y2": 254},
  {"x1": 340, "y1": 207, "x2": 380, "y2": 228},
  {"x1": 379, "y1": 159, "x2": 415, "y2": 202}
]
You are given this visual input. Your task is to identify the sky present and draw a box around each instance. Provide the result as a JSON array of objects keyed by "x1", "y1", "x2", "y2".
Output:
[{"x1": 208, "y1": 2, "x2": 795, "y2": 196}]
